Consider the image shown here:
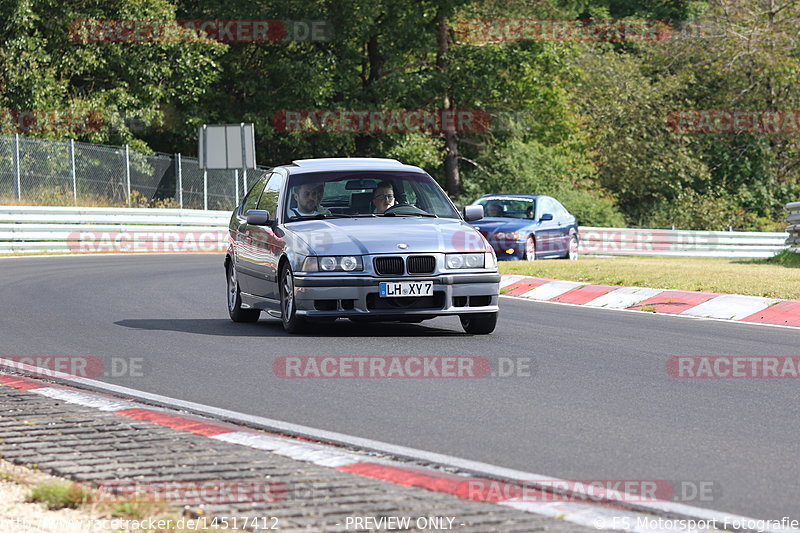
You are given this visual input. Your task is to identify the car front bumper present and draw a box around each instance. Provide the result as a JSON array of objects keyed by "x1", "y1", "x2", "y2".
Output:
[
  {"x1": 489, "y1": 240, "x2": 526, "y2": 260},
  {"x1": 293, "y1": 273, "x2": 500, "y2": 317}
]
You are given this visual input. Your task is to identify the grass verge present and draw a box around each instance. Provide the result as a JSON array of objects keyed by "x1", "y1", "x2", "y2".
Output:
[
  {"x1": 499, "y1": 251, "x2": 800, "y2": 299},
  {"x1": 27, "y1": 481, "x2": 93, "y2": 509}
]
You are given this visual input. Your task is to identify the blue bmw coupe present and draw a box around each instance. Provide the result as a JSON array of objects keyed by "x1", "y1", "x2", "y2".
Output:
[{"x1": 468, "y1": 194, "x2": 579, "y2": 261}]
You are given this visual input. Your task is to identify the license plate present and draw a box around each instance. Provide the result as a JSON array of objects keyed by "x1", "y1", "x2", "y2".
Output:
[{"x1": 379, "y1": 281, "x2": 433, "y2": 298}]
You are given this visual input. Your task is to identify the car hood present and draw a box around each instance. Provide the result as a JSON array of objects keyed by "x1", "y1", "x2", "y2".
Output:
[
  {"x1": 285, "y1": 217, "x2": 488, "y2": 255},
  {"x1": 470, "y1": 218, "x2": 535, "y2": 236}
]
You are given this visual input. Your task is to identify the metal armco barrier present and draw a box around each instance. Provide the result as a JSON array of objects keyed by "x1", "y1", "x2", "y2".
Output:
[
  {"x1": 0, "y1": 205, "x2": 792, "y2": 257},
  {"x1": 578, "y1": 227, "x2": 787, "y2": 258},
  {"x1": 784, "y1": 201, "x2": 800, "y2": 253},
  {"x1": 0, "y1": 206, "x2": 230, "y2": 253}
]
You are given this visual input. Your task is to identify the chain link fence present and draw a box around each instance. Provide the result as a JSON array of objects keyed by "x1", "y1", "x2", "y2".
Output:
[{"x1": 0, "y1": 134, "x2": 267, "y2": 210}]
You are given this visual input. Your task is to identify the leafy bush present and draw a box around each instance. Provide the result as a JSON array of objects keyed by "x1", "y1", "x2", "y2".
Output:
[
  {"x1": 555, "y1": 187, "x2": 626, "y2": 227},
  {"x1": 460, "y1": 137, "x2": 626, "y2": 227},
  {"x1": 129, "y1": 190, "x2": 179, "y2": 209},
  {"x1": 0, "y1": 186, "x2": 122, "y2": 207},
  {"x1": 644, "y1": 189, "x2": 784, "y2": 231}
]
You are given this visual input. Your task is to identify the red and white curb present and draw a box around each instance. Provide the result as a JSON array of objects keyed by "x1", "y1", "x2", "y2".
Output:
[
  {"x1": 500, "y1": 275, "x2": 800, "y2": 327},
  {"x1": 0, "y1": 362, "x2": 795, "y2": 533}
]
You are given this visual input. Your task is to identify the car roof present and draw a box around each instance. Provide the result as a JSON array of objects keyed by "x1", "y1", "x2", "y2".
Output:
[
  {"x1": 280, "y1": 157, "x2": 426, "y2": 175},
  {"x1": 478, "y1": 194, "x2": 547, "y2": 200}
]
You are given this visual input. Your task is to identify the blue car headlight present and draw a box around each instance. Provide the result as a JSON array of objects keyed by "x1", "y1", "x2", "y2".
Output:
[{"x1": 494, "y1": 231, "x2": 524, "y2": 241}]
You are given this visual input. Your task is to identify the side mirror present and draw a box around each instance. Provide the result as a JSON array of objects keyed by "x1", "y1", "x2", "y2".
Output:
[
  {"x1": 539, "y1": 213, "x2": 553, "y2": 221},
  {"x1": 246, "y1": 209, "x2": 270, "y2": 225},
  {"x1": 463, "y1": 205, "x2": 484, "y2": 222}
]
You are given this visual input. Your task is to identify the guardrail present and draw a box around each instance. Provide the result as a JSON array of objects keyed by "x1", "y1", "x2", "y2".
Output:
[
  {"x1": 0, "y1": 206, "x2": 230, "y2": 253},
  {"x1": 0, "y1": 205, "x2": 792, "y2": 258},
  {"x1": 784, "y1": 202, "x2": 800, "y2": 253},
  {"x1": 578, "y1": 227, "x2": 787, "y2": 258}
]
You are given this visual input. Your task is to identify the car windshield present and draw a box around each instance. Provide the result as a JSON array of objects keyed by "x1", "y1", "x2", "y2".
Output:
[
  {"x1": 284, "y1": 171, "x2": 460, "y2": 220},
  {"x1": 474, "y1": 197, "x2": 536, "y2": 219}
]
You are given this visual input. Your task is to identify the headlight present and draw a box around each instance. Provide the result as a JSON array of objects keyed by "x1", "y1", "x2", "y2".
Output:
[
  {"x1": 465, "y1": 254, "x2": 483, "y2": 268},
  {"x1": 301, "y1": 256, "x2": 363, "y2": 272},
  {"x1": 496, "y1": 231, "x2": 523, "y2": 241},
  {"x1": 340, "y1": 256, "x2": 359, "y2": 271},
  {"x1": 320, "y1": 256, "x2": 338, "y2": 271},
  {"x1": 446, "y1": 253, "x2": 485, "y2": 269}
]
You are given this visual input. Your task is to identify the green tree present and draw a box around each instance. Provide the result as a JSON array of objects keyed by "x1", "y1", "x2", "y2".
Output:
[{"x1": 0, "y1": 0, "x2": 224, "y2": 150}]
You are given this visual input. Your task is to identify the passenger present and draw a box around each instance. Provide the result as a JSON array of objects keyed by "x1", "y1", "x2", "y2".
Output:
[
  {"x1": 372, "y1": 181, "x2": 396, "y2": 214},
  {"x1": 291, "y1": 183, "x2": 330, "y2": 216},
  {"x1": 526, "y1": 205, "x2": 535, "y2": 219}
]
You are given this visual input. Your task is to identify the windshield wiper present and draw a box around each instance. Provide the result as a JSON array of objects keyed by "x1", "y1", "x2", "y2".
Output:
[
  {"x1": 287, "y1": 213, "x2": 353, "y2": 221},
  {"x1": 382, "y1": 212, "x2": 438, "y2": 218}
]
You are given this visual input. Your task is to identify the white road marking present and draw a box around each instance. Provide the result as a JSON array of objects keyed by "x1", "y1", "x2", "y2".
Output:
[
  {"x1": 34, "y1": 387, "x2": 139, "y2": 411},
  {"x1": 680, "y1": 294, "x2": 779, "y2": 320},
  {"x1": 584, "y1": 287, "x2": 665, "y2": 309},
  {"x1": 519, "y1": 280, "x2": 586, "y2": 300},
  {"x1": 498, "y1": 274, "x2": 528, "y2": 288}
]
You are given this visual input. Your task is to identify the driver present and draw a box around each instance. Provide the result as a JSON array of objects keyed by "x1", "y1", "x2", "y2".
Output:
[
  {"x1": 291, "y1": 183, "x2": 331, "y2": 217},
  {"x1": 372, "y1": 181, "x2": 396, "y2": 214},
  {"x1": 485, "y1": 202, "x2": 503, "y2": 217}
]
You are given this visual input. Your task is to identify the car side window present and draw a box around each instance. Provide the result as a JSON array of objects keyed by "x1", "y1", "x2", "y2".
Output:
[
  {"x1": 257, "y1": 172, "x2": 283, "y2": 217},
  {"x1": 537, "y1": 198, "x2": 552, "y2": 218},
  {"x1": 241, "y1": 178, "x2": 267, "y2": 216},
  {"x1": 553, "y1": 200, "x2": 568, "y2": 216}
]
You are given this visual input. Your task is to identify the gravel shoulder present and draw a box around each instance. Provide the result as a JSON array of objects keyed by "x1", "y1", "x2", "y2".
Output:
[{"x1": 0, "y1": 376, "x2": 591, "y2": 532}]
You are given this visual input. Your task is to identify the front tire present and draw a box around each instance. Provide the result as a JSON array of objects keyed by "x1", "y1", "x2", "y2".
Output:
[
  {"x1": 460, "y1": 312, "x2": 498, "y2": 334},
  {"x1": 565, "y1": 235, "x2": 579, "y2": 260},
  {"x1": 227, "y1": 263, "x2": 260, "y2": 323},
  {"x1": 279, "y1": 263, "x2": 307, "y2": 333}
]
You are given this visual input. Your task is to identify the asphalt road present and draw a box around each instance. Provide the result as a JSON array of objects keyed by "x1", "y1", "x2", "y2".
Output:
[{"x1": 2, "y1": 254, "x2": 798, "y2": 520}]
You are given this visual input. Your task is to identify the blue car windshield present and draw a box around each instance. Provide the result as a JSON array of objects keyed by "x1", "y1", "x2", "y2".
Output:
[
  {"x1": 475, "y1": 197, "x2": 536, "y2": 219},
  {"x1": 284, "y1": 171, "x2": 460, "y2": 220}
]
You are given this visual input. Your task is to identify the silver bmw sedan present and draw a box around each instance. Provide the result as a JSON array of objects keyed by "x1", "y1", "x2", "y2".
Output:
[{"x1": 225, "y1": 158, "x2": 499, "y2": 334}]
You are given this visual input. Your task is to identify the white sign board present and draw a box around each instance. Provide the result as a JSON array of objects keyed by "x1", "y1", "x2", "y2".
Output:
[{"x1": 198, "y1": 123, "x2": 256, "y2": 169}]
